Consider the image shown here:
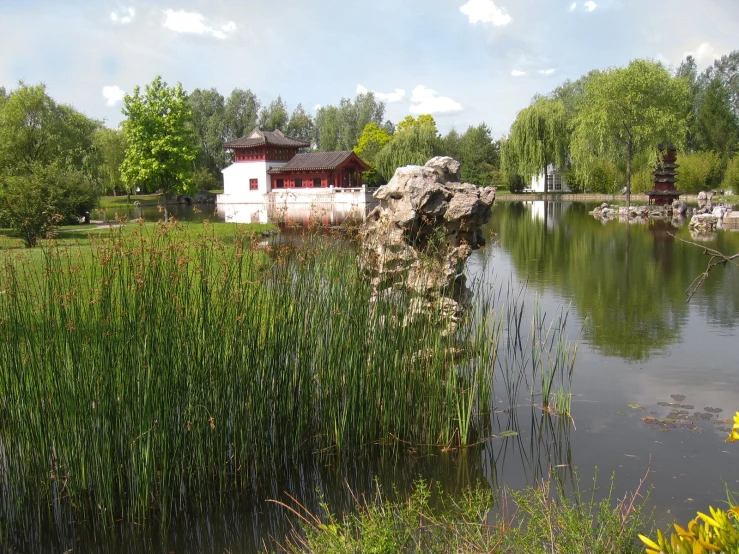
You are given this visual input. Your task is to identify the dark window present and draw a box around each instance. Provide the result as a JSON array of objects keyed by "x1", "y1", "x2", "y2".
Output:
[
  {"x1": 275, "y1": 178, "x2": 284, "y2": 189},
  {"x1": 249, "y1": 179, "x2": 258, "y2": 191},
  {"x1": 313, "y1": 177, "x2": 322, "y2": 187},
  {"x1": 295, "y1": 178, "x2": 303, "y2": 188}
]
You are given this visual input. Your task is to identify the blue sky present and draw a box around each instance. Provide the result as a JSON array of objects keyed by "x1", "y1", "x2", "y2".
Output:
[{"x1": 1, "y1": 0, "x2": 737, "y2": 137}]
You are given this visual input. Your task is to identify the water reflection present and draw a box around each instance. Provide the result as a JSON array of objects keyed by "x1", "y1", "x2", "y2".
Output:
[
  {"x1": 490, "y1": 201, "x2": 739, "y2": 361},
  {"x1": 217, "y1": 202, "x2": 373, "y2": 227}
]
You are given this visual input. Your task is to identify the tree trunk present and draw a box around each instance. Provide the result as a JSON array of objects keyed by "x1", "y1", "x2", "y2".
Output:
[
  {"x1": 626, "y1": 139, "x2": 632, "y2": 208},
  {"x1": 163, "y1": 192, "x2": 169, "y2": 222},
  {"x1": 543, "y1": 162, "x2": 549, "y2": 198}
]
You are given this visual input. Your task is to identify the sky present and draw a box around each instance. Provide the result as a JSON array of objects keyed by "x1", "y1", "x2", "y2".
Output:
[{"x1": 1, "y1": 0, "x2": 738, "y2": 138}]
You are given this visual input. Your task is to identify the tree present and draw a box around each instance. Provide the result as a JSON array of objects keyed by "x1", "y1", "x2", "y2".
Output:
[
  {"x1": 224, "y1": 88, "x2": 260, "y2": 141},
  {"x1": 0, "y1": 83, "x2": 100, "y2": 175},
  {"x1": 457, "y1": 124, "x2": 500, "y2": 186},
  {"x1": 121, "y1": 76, "x2": 197, "y2": 221},
  {"x1": 571, "y1": 60, "x2": 690, "y2": 206},
  {"x1": 375, "y1": 115, "x2": 441, "y2": 181},
  {"x1": 313, "y1": 93, "x2": 386, "y2": 151},
  {"x1": 694, "y1": 77, "x2": 739, "y2": 154},
  {"x1": 286, "y1": 104, "x2": 314, "y2": 143},
  {"x1": 0, "y1": 164, "x2": 97, "y2": 247},
  {"x1": 189, "y1": 88, "x2": 228, "y2": 176},
  {"x1": 91, "y1": 127, "x2": 127, "y2": 195},
  {"x1": 442, "y1": 129, "x2": 462, "y2": 161},
  {"x1": 354, "y1": 122, "x2": 392, "y2": 185},
  {"x1": 700, "y1": 50, "x2": 739, "y2": 119},
  {"x1": 258, "y1": 96, "x2": 289, "y2": 132},
  {"x1": 506, "y1": 97, "x2": 568, "y2": 192}
]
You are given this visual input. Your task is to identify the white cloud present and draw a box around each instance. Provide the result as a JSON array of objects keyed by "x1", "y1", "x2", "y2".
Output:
[
  {"x1": 654, "y1": 52, "x2": 670, "y2": 66},
  {"x1": 111, "y1": 6, "x2": 135, "y2": 24},
  {"x1": 162, "y1": 9, "x2": 237, "y2": 39},
  {"x1": 584, "y1": 1, "x2": 597, "y2": 11},
  {"x1": 570, "y1": 2, "x2": 577, "y2": 10},
  {"x1": 539, "y1": 68, "x2": 556, "y2": 75},
  {"x1": 409, "y1": 85, "x2": 462, "y2": 114},
  {"x1": 460, "y1": 0, "x2": 512, "y2": 26},
  {"x1": 313, "y1": 104, "x2": 322, "y2": 111},
  {"x1": 511, "y1": 69, "x2": 526, "y2": 77},
  {"x1": 102, "y1": 85, "x2": 126, "y2": 107},
  {"x1": 357, "y1": 84, "x2": 406, "y2": 103},
  {"x1": 684, "y1": 42, "x2": 718, "y2": 68}
]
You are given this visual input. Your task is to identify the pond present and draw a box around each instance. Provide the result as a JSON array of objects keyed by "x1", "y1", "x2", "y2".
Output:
[{"x1": 12, "y1": 200, "x2": 739, "y2": 552}]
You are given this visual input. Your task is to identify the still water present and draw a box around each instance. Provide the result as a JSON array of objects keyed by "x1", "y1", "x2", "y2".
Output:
[{"x1": 51, "y1": 201, "x2": 739, "y2": 551}]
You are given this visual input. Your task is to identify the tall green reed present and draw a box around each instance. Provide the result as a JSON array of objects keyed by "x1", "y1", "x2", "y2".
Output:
[{"x1": 0, "y1": 220, "x2": 578, "y2": 545}]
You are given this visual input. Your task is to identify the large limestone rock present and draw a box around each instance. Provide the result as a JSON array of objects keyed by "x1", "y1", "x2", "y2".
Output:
[
  {"x1": 361, "y1": 158, "x2": 495, "y2": 328},
  {"x1": 689, "y1": 214, "x2": 718, "y2": 233}
]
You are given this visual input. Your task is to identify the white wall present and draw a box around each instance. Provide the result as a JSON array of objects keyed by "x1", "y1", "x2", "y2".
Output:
[
  {"x1": 220, "y1": 161, "x2": 289, "y2": 203},
  {"x1": 531, "y1": 163, "x2": 570, "y2": 193}
]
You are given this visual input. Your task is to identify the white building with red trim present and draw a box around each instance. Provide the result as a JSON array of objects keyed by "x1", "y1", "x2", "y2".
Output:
[{"x1": 217, "y1": 128, "x2": 372, "y2": 205}]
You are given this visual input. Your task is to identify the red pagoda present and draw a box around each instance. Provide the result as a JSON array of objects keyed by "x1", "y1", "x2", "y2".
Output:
[{"x1": 647, "y1": 145, "x2": 682, "y2": 206}]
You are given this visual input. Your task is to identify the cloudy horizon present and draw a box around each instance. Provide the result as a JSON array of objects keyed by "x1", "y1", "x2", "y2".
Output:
[{"x1": 1, "y1": 0, "x2": 737, "y2": 137}]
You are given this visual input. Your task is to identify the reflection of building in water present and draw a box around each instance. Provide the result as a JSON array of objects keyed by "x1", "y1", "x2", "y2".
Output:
[
  {"x1": 217, "y1": 203, "x2": 371, "y2": 227},
  {"x1": 648, "y1": 219, "x2": 676, "y2": 272},
  {"x1": 525, "y1": 200, "x2": 571, "y2": 230}
]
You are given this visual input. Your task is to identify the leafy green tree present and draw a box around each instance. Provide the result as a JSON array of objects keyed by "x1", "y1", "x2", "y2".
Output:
[
  {"x1": 91, "y1": 127, "x2": 127, "y2": 195},
  {"x1": 258, "y1": 96, "x2": 289, "y2": 132},
  {"x1": 313, "y1": 93, "x2": 386, "y2": 151},
  {"x1": 0, "y1": 164, "x2": 97, "y2": 247},
  {"x1": 224, "y1": 88, "x2": 260, "y2": 141},
  {"x1": 721, "y1": 153, "x2": 739, "y2": 192},
  {"x1": 0, "y1": 83, "x2": 99, "y2": 174},
  {"x1": 314, "y1": 105, "x2": 340, "y2": 151},
  {"x1": 571, "y1": 60, "x2": 690, "y2": 205},
  {"x1": 189, "y1": 88, "x2": 228, "y2": 175},
  {"x1": 694, "y1": 78, "x2": 739, "y2": 154},
  {"x1": 506, "y1": 97, "x2": 568, "y2": 190},
  {"x1": 354, "y1": 122, "x2": 392, "y2": 185},
  {"x1": 286, "y1": 103, "x2": 314, "y2": 143},
  {"x1": 121, "y1": 76, "x2": 197, "y2": 221},
  {"x1": 700, "y1": 50, "x2": 739, "y2": 118},
  {"x1": 458, "y1": 124, "x2": 499, "y2": 186},
  {"x1": 442, "y1": 128, "x2": 462, "y2": 160},
  {"x1": 375, "y1": 115, "x2": 441, "y2": 181}
]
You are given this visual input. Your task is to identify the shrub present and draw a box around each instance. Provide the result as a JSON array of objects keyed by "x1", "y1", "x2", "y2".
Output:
[
  {"x1": 676, "y1": 151, "x2": 724, "y2": 194},
  {"x1": 721, "y1": 154, "x2": 739, "y2": 194},
  {"x1": 639, "y1": 504, "x2": 739, "y2": 554},
  {"x1": 0, "y1": 164, "x2": 98, "y2": 247}
]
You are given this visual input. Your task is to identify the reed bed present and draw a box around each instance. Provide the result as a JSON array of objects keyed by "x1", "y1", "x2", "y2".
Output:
[{"x1": 0, "y1": 221, "x2": 577, "y2": 547}]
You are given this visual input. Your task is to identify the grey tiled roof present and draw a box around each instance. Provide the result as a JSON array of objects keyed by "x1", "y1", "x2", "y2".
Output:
[
  {"x1": 268, "y1": 151, "x2": 369, "y2": 173},
  {"x1": 223, "y1": 128, "x2": 310, "y2": 149}
]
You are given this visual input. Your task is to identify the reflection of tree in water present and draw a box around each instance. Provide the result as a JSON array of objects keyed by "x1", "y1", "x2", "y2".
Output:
[{"x1": 490, "y1": 202, "x2": 739, "y2": 361}]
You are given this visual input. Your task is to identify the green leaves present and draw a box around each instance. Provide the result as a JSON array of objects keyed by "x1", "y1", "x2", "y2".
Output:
[{"x1": 121, "y1": 76, "x2": 197, "y2": 202}]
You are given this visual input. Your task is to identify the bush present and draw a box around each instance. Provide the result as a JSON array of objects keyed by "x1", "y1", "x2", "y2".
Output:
[
  {"x1": 639, "y1": 504, "x2": 739, "y2": 554},
  {"x1": 507, "y1": 172, "x2": 526, "y2": 193},
  {"x1": 677, "y1": 151, "x2": 724, "y2": 194},
  {"x1": 721, "y1": 154, "x2": 739, "y2": 194},
  {"x1": 0, "y1": 164, "x2": 97, "y2": 247},
  {"x1": 281, "y1": 477, "x2": 652, "y2": 554}
]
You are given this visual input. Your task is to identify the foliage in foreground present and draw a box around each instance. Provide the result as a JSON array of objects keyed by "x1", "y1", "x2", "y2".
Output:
[
  {"x1": 640, "y1": 505, "x2": 739, "y2": 554},
  {"x1": 277, "y1": 477, "x2": 651, "y2": 554}
]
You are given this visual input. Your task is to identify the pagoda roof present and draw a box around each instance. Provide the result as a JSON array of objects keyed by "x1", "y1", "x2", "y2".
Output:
[
  {"x1": 646, "y1": 190, "x2": 683, "y2": 196},
  {"x1": 224, "y1": 128, "x2": 310, "y2": 149},
  {"x1": 268, "y1": 151, "x2": 370, "y2": 173}
]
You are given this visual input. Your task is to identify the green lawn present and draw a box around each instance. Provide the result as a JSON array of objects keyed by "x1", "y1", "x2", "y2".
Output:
[
  {"x1": 98, "y1": 193, "x2": 163, "y2": 209},
  {"x1": 0, "y1": 220, "x2": 277, "y2": 252}
]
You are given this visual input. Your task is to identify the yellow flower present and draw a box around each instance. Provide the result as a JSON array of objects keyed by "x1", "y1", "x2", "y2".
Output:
[{"x1": 726, "y1": 411, "x2": 739, "y2": 443}]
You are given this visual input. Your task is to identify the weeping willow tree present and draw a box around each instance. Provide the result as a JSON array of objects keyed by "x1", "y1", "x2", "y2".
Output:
[
  {"x1": 375, "y1": 115, "x2": 442, "y2": 181},
  {"x1": 505, "y1": 97, "x2": 568, "y2": 192},
  {"x1": 570, "y1": 60, "x2": 690, "y2": 206}
]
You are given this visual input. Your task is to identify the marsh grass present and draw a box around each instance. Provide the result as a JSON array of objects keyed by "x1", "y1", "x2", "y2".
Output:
[
  {"x1": 0, "y1": 220, "x2": 578, "y2": 547},
  {"x1": 274, "y1": 473, "x2": 652, "y2": 554}
]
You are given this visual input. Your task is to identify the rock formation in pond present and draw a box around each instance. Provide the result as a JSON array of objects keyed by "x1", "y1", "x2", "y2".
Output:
[{"x1": 360, "y1": 156, "x2": 496, "y2": 328}]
